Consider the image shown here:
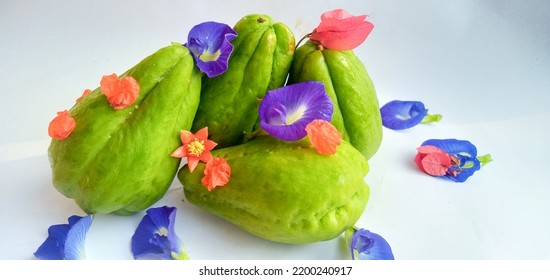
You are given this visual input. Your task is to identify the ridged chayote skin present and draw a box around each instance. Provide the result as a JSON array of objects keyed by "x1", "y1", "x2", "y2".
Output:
[
  {"x1": 289, "y1": 41, "x2": 383, "y2": 160},
  {"x1": 48, "y1": 44, "x2": 201, "y2": 215},
  {"x1": 191, "y1": 14, "x2": 295, "y2": 148},
  {"x1": 177, "y1": 135, "x2": 370, "y2": 244}
]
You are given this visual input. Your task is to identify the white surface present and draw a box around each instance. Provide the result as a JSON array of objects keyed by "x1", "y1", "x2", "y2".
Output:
[{"x1": 1, "y1": 0, "x2": 549, "y2": 260}]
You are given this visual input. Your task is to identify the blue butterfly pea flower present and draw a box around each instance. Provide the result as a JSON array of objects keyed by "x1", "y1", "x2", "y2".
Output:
[
  {"x1": 258, "y1": 81, "x2": 334, "y2": 141},
  {"x1": 131, "y1": 206, "x2": 188, "y2": 260},
  {"x1": 34, "y1": 215, "x2": 93, "y2": 260},
  {"x1": 419, "y1": 138, "x2": 490, "y2": 183},
  {"x1": 380, "y1": 100, "x2": 441, "y2": 130},
  {"x1": 186, "y1": 21, "x2": 237, "y2": 78},
  {"x1": 346, "y1": 227, "x2": 394, "y2": 260}
]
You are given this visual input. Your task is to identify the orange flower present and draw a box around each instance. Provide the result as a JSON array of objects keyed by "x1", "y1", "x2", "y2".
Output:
[
  {"x1": 100, "y1": 73, "x2": 140, "y2": 110},
  {"x1": 48, "y1": 110, "x2": 76, "y2": 140},
  {"x1": 171, "y1": 127, "x2": 217, "y2": 172},
  {"x1": 305, "y1": 119, "x2": 342, "y2": 155},
  {"x1": 76, "y1": 89, "x2": 92, "y2": 102},
  {"x1": 201, "y1": 157, "x2": 231, "y2": 191}
]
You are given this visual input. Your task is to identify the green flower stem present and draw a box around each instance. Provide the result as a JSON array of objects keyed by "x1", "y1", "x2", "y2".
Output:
[
  {"x1": 477, "y1": 154, "x2": 493, "y2": 166},
  {"x1": 171, "y1": 250, "x2": 190, "y2": 260},
  {"x1": 421, "y1": 113, "x2": 443, "y2": 124},
  {"x1": 343, "y1": 226, "x2": 357, "y2": 259}
]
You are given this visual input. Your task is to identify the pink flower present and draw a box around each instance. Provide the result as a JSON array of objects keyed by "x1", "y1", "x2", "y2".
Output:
[
  {"x1": 310, "y1": 9, "x2": 374, "y2": 50},
  {"x1": 413, "y1": 145, "x2": 453, "y2": 176}
]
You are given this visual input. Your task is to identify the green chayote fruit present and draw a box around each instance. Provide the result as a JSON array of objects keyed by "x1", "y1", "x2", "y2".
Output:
[
  {"x1": 191, "y1": 14, "x2": 295, "y2": 148},
  {"x1": 48, "y1": 44, "x2": 201, "y2": 215},
  {"x1": 289, "y1": 41, "x2": 383, "y2": 160},
  {"x1": 177, "y1": 136, "x2": 370, "y2": 244}
]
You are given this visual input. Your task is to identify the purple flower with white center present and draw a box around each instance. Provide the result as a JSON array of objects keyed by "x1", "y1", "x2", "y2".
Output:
[
  {"x1": 34, "y1": 215, "x2": 93, "y2": 260},
  {"x1": 419, "y1": 138, "x2": 491, "y2": 183},
  {"x1": 380, "y1": 100, "x2": 441, "y2": 130},
  {"x1": 186, "y1": 21, "x2": 237, "y2": 78},
  {"x1": 131, "y1": 206, "x2": 188, "y2": 260},
  {"x1": 346, "y1": 227, "x2": 394, "y2": 260},
  {"x1": 258, "y1": 81, "x2": 334, "y2": 141}
]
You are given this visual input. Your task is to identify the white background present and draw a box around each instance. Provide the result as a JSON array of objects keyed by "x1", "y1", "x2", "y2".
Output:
[{"x1": 1, "y1": 0, "x2": 549, "y2": 260}]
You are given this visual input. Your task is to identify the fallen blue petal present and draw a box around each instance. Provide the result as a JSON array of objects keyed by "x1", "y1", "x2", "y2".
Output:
[
  {"x1": 420, "y1": 138, "x2": 482, "y2": 182},
  {"x1": 186, "y1": 21, "x2": 237, "y2": 78},
  {"x1": 259, "y1": 81, "x2": 334, "y2": 141},
  {"x1": 421, "y1": 139, "x2": 477, "y2": 158},
  {"x1": 131, "y1": 206, "x2": 188, "y2": 260},
  {"x1": 349, "y1": 228, "x2": 394, "y2": 260},
  {"x1": 380, "y1": 100, "x2": 428, "y2": 130},
  {"x1": 34, "y1": 215, "x2": 93, "y2": 260}
]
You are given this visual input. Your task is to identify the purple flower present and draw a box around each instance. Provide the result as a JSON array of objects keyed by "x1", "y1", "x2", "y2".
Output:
[
  {"x1": 348, "y1": 228, "x2": 394, "y2": 260},
  {"x1": 418, "y1": 139, "x2": 491, "y2": 183},
  {"x1": 380, "y1": 100, "x2": 441, "y2": 130},
  {"x1": 34, "y1": 215, "x2": 93, "y2": 260},
  {"x1": 131, "y1": 206, "x2": 188, "y2": 260},
  {"x1": 258, "y1": 81, "x2": 334, "y2": 141},
  {"x1": 186, "y1": 21, "x2": 237, "y2": 78}
]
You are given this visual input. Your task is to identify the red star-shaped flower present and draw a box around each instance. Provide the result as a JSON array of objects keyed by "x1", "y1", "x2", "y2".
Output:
[{"x1": 171, "y1": 127, "x2": 217, "y2": 172}]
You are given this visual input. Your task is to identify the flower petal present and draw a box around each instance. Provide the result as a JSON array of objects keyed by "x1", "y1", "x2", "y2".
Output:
[
  {"x1": 264, "y1": 101, "x2": 288, "y2": 125},
  {"x1": 170, "y1": 146, "x2": 186, "y2": 158},
  {"x1": 380, "y1": 100, "x2": 428, "y2": 130},
  {"x1": 34, "y1": 224, "x2": 70, "y2": 260},
  {"x1": 259, "y1": 81, "x2": 333, "y2": 141},
  {"x1": 421, "y1": 139, "x2": 478, "y2": 158},
  {"x1": 187, "y1": 21, "x2": 237, "y2": 78},
  {"x1": 34, "y1": 215, "x2": 93, "y2": 260},
  {"x1": 310, "y1": 9, "x2": 374, "y2": 50},
  {"x1": 131, "y1": 206, "x2": 187, "y2": 260},
  {"x1": 64, "y1": 215, "x2": 93, "y2": 260},
  {"x1": 187, "y1": 157, "x2": 200, "y2": 173},
  {"x1": 418, "y1": 139, "x2": 484, "y2": 182},
  {"x1": 416, "y1": 145, "x2": 447, "y2": 155},
  {"x1": 316, "y1": 9, "x2": 368, "y2": 32},
  {"x1": 179, "y1": 130, "x2": 195, "y2": 145},
  {"x1": 350, "y1": 228, "x2": 394, "y2": 260},
  {"x1": 311, "y1": 22, "x2": 374, "y2": 50},
  {"x1": 305, "y1": 120, "x2": 342, "y2": 155},
  {"x1": 48, "y1": 110, "x2": 76, "y2": 140},
  {"x1": 204, "y1": 139, "x2": 218, "y2": 151},
  {"x1": 420, "y1": 152, "x2": 451, "y2": 176},
  {"x1": 194, "y1": 127, "x2": 209, "y2": 140}
]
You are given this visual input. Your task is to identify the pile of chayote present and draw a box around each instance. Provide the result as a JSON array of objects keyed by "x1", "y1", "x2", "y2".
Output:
[{"x1": 48, "y1": 14, "x2": 382, "y2": 244}]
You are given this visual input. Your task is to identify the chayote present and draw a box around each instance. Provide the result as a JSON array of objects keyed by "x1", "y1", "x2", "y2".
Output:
[
  {"x1": 289, "y1": 41, "x2": 383, "y2": 160},
  {"x1": 48, "y1": 44, "x2": 201, "y2": 215},
  {"x1": 191, "y1": 14, "x2": 295, "y2": 148},
  {"x1": 177, "y1": 135, "x2": 370, "y2": 244}
]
